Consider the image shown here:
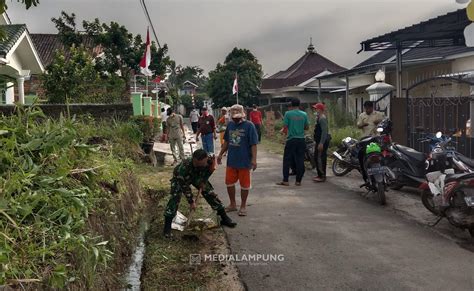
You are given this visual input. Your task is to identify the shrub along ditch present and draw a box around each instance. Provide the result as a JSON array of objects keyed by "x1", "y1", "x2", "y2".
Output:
[{"x1": 0, "y1": 106, "x2": 150, "y2": 289}]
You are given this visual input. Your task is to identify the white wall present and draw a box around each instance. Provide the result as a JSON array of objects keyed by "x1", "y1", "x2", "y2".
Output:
[{"x1": 452, "y1": 55, "x2": 474, "y2": 73}]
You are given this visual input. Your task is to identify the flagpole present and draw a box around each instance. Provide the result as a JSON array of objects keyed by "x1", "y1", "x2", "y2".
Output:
[{"x1": 236, "y1": 72, "x2": 239, "y2": 104}]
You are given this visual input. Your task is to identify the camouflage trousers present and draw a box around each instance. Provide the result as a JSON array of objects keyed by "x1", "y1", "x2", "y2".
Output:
[{"x1": 164, "y1": 183, "x2": 225, "y2": 219}]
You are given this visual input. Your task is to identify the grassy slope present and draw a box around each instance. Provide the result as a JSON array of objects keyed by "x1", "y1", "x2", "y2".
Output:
[{"x1": 136, "y1": 164, "x2": 227, "y2": 290}]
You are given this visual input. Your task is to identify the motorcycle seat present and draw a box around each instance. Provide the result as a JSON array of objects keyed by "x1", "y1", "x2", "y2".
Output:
[
  {"x1": 456, "y1": 154, "x2": 474, "y2": 169},
  {"x1": 393, "y1": 144, "x2": 426, "y2": 162}
]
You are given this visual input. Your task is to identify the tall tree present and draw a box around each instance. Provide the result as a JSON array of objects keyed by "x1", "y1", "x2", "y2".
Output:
[
  {"x1": 207, "y1": 48, "x2": 263, "y2": 107},
  {"x1": 52, "y1": 12, "x2": 171, "y2": 97}
]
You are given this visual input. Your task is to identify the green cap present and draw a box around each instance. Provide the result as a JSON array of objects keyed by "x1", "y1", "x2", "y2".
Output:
[{"x1": 366, "y1": 142, "x2": 381, "y2": 154}]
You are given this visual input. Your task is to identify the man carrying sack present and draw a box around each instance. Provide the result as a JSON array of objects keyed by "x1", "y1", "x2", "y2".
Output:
[{"x1": 163, "y1": 149, "x2": 237, "y2": 238}]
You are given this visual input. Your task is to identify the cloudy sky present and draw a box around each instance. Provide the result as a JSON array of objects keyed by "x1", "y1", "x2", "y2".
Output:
[{"x1": 7, "y1": 0, "x2": 465, "y2": 76}]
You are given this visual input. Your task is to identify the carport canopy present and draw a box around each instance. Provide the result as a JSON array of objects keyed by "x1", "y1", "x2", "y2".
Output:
[{"x1": 359, "y1": 9, "x2": 470, "y2": 52}]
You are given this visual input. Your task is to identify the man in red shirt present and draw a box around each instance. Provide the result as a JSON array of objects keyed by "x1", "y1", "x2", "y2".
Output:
[{"x1": 249, "y1": 104, "x2": 263, "y2": 142}]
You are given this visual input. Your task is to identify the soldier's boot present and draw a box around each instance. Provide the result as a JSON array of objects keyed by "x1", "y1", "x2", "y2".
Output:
[
  {"x1": 218, "y1": 210, "x2": 237, "y2": 228},
  {"x1": 163, "y1": 216, "x2": 173, "y2": 238}
]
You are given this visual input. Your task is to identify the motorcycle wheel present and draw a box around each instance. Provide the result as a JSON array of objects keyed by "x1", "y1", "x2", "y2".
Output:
[
  {"x1": 421, "y1": 189, "x2": 440, "y2": 216},
  {"x1": 377, "y1": 182, "x2": 386, "y2": 205},
  {"x1": 332, "y1": 158, "x2": 351, "y2": 177}
]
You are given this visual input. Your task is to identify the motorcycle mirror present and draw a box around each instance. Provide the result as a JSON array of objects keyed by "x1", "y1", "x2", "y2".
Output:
[
  {"x1": 377, "y1": 127, "x2": 384, "y2": 133},
  {"x1": 436, "y1": 131, "x2": 443, "y2": 139}
]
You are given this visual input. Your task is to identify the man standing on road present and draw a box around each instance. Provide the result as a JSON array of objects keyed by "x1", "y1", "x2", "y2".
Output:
[
  {"x1": 196, "y1": 107, "x2": 217, "y2": 154},
  {"x1": 217, "y1": 104, "x2": 258, "y2": 217},
  {"x1": 357, "y1": 101, "x2": 385, "y2": 137},
  {"x1": 277, "y1": 98, "x2": 309, "y2": 186},
  {"x1": 166, "y1": 107, "x2": 186, "y2": 164},
  {"x1": 189, "y1": 108, "x2": 200, "y2": 134},
  {"x1": 312, "y1": 103, "x2": 331, "y2": 183},
  {"x1": 163, "y1": 149, "x2": 237, "y2": 238},
  {"x1": 249, "y1": 104, "x2": 263, "y2": 143}
]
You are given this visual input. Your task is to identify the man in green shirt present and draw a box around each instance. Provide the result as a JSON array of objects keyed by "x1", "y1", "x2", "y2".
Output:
[{"x1": 276, "y1": 98, "x2": 309, "y2": 186}]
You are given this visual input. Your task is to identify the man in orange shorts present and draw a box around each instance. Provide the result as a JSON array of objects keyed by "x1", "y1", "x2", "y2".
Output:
[{"x1": 217, "y1": 104, "x2": 258, "y2": 216}]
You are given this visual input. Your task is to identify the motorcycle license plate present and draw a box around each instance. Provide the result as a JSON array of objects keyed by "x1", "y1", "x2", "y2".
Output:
[{"x1": 367, "y1": 167, "x2": 386, "y2": 176}]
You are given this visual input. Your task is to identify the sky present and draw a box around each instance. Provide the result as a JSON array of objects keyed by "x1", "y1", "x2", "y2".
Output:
[{"x1": 7, "y1": 0, "x2": 466, "y2": 76}]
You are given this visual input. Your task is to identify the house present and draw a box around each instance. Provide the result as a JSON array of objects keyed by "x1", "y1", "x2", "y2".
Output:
[
  {"x1": 318, "y1": 9, "x2": 474, "y2": 116},
  {"x1": 319, "y1": 8, "x2": 474, "y2": 157},
  {"x1": 25, "y1": 34, "x2": 103, "y2": 99},
  {"x1": 259, "y1": 40, "x2": 347, "y2": 106},
  {"x1": 0, "y1": 13, "x2": 44, "y2": 104},
  {"x1": 318, "y1": 40, "x2": 474, "y2": 116},
  {"x1": 179, "y1": 80, "x2": 198, "y2": 96}
]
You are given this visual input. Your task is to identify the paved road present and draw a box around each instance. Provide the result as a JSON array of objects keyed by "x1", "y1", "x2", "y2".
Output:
[{"x1": 211, "y1": 149, "x2": 474, "y2": 290}]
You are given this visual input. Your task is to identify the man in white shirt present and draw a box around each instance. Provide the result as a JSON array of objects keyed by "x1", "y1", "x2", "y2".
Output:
[
  {"x1": 190, "y1": 108, "x2": 200, "y2": 134},
  {"x1": 161, "y1": 108, "x2": 169, "y2": 135}
]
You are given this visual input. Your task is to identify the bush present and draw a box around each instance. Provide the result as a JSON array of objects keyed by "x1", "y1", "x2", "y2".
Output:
[
  {"x1": 130, "y1": 116, "x2": 161, "y2": 143},
  {"x1": 0, "y1": 106, "x2": 145, "y2": 289},
  {"x1": 330, "y1": 126, "x2": 362, "y2": 149}
]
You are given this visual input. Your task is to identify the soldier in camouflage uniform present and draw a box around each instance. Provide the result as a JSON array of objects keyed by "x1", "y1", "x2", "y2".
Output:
[{"x1": 163, "y1": 149, "x2": 237, "y2": 237}]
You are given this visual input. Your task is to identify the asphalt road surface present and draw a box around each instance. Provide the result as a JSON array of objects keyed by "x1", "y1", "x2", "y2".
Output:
[{"x1": 211, "y1": 149, "x2": 474, "y2": 290}]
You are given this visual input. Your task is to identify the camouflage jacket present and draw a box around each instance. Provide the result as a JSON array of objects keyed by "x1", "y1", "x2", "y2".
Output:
[{"x1": 170, "y1": 156, "x2": 215, "y2": 203}]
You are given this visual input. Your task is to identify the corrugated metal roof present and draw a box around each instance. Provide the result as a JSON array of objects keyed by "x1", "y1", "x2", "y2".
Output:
[
  {"x1": 360, "y1": 9, "x2": 468, "y2": 51},
  {"x1": 353, "y1": 41, "x2": 474, "y2": 69}
]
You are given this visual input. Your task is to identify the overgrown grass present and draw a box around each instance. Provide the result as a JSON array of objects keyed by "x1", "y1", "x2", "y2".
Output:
[
  {"x1": 0, "y1": 107, "x2": 147, "y2": 289},
  {"x1": 137, "y1": 164, "x2": 222, "y2": 290}
]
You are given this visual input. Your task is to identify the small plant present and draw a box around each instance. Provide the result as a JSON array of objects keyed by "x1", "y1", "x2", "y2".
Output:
[{"x1": 130, "y1": 116, "x2": 161, "y2": 143}]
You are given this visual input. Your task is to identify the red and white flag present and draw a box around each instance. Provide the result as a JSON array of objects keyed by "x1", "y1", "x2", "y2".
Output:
[
  {"x1": 232, "y1": 73, "x2": 238, "y2": 95},
  {"x1": 139, "y1": 28, "x2": 153, "y2": 76}
]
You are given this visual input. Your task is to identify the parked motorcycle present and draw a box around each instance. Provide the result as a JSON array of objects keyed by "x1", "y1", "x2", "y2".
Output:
[
  {"x1": 420, "y1": 134, "x2": 474, "y2": 237},
  {"x1": 361, "y1": 119, "x2": 395, "y2": 205},
  {"x1": 331, "y1": 137, "x2": 360, "y2": 176},
  {"x1": 386, "y1": 135, "x2": 439, "y2": 190}
]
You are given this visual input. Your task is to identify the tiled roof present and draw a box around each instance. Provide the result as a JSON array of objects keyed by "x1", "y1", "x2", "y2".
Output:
[
  {"x1": 0, "y1": 24, "x2": 27, "y2": 55},
  {"x1": 261, "y1": 51, "x2": 346, "y2": 90},
  {"x1": 30, "y1": 34, "x2": 102, "y2": 67}
]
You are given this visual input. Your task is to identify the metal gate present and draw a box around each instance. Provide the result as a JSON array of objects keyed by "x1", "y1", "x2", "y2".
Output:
[{"x1": 405, "y1": 76, "x2": 474, "y2": 157}]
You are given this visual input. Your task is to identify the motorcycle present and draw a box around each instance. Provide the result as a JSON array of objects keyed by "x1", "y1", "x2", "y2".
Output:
[
  {"x1": 331, "y1": 136, "x2": 360, "y2": 176},
  {"x1": 386, "y1": 135, "x2": 440, "y2": 190},
  {"x1": 361, "y1": 119, "x2": 395, "y2": 205},
  {"x1": 419, "y1": 134, "x2": 474, "y2": 237}
]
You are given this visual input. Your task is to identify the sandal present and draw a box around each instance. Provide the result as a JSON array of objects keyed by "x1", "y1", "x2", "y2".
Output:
[
  {"x1": 276, "y1": 181, "x2": 290, "y2": 186},
  {"x1": 238, "y1": 209, "x2": 247, "y2": 216},
  {"x1": 225, "y1": 206, "x2": 238, "y2": 212}
]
